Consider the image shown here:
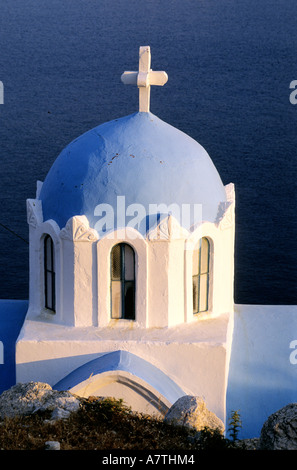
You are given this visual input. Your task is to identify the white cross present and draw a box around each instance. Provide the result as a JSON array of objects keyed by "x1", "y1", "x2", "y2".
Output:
[{"x1": 121, "y1": 46, "x2": 168, "y2": 113}]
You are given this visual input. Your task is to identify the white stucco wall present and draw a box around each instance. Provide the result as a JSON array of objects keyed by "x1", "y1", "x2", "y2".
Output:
[
  {"x1": 19, "y1": 181, "x2": 236, "y2": 426},
  {"x1": 16, "y1": 310, "x2": 233, "y2": 423},
  {"x1": 97, "y1": 227, "x2": 148, "y2": 327},
  {"x1": 227, "y1": 304, "x2": 297, "y2": 439},
  {"x1": 26, "y1": 181, "x2": 235, "y2": 329}
]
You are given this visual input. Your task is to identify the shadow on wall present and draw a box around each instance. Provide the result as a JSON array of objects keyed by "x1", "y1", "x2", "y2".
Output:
[
  {"x1": 227, "y1": 304, "x2": 297, "y2": 439},
  {"x1": 0, "y1": 300, "x2": 28, "y2": 394},
  {"x1": 16, "y1": 350, "x2": 186, "y2": 415}
]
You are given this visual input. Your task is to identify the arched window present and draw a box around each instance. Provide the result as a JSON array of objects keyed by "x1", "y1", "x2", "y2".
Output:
[
  {"x1": 44, "y1": 235, "x2": 56, "y2": 312},
  {"x1": 193, "y1": 237, "x2": 210, "y2": 314},
  {"x1": 111, "y1": 243, "x2": 135, "y2": 320}
]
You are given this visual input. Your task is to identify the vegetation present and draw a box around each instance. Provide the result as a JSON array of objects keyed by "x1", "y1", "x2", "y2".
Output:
[
  {"x1": 0, "y1": 397, "x2": 241, "y2": 451},
  {"x1": 228, "y1": 410, "x2": 242, "y2": 442}
]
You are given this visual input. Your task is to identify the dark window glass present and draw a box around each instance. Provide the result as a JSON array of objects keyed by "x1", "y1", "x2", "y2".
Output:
[
  {"x1": 193, "y1": 238, "x2": 209, "y2": 314},
  {"x1": 111, "y1": 243, "x2": 135, "y2": 320},
  {"x1": 44, "y1": 235, "x2": 56, "y2": 312}
]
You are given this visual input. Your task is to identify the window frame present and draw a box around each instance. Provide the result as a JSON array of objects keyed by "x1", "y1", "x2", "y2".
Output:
[
  {"x1": 192, "y1": 237, "x2": 210, "y2": 315},
  {"x1": 44, "y1": 234, "x2": 56, "y2": 313},
  {"x1": 110, "y1": 243, "x2": 136, "y2": 320}
]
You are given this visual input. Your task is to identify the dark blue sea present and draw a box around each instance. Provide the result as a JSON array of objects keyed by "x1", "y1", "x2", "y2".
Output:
[{"x1": 0, "y1": 0, "x2": 296, "y2": 304}]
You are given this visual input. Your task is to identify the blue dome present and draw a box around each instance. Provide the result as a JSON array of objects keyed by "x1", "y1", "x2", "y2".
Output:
[{"x1": 39, "y1": 112, "x2": 226, "y2": 232}]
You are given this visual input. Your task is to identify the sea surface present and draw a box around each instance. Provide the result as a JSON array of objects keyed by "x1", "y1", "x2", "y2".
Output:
[{"x1": 0, "y1": 0, "x2": 296, "y2": 304}]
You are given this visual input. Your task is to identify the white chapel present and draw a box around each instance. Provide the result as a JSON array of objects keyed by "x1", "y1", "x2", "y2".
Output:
[{"x1": 16, "y1": 47, "x2": 236, "y2": 424}]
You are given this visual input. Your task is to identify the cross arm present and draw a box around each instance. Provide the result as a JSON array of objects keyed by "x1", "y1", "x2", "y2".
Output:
[
  {"x1": 121, "y1": 70, "x2": 168, "y2": 87},
  {"x1": 121, "y1": 46, "x2": 168, "y2": 112}
]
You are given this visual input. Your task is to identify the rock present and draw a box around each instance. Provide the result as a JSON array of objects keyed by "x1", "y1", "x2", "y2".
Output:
[
  {"x1": 0, "y1": 382, "x2": 80, "y2": 421},
  {"x1": 260, "y1": 403, "x2": 297, "y2": 450},
  {"x1": 233, "y1": 438, "x2": 260, "y2": 450},
  {"x1": 164, "y1": 396, "x2": 225, "y2": 434},
  {"x1": 45, "y1": 441, "x2": 61, "y2": 450},
  {"x1": 50, "y1": 407, "x2": 71, "y2": 421}
]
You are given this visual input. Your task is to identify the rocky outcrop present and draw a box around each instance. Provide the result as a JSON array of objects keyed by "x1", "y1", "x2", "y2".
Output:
[
  {"x1": 233, "y1": 438, "x2": 260, "y2": 450},
  {"x1": 164, "y1": 395, "x2": 225, "y2": 433},
  {"x1": 260, "y1": 403, "x2": 297, "y2": 450},
  {"x1": 7, "y1": 383, "x2": 297, "y2": 451},
  {"x1": 0, "y1": 382, "x2": 80, "y2": 421}
]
